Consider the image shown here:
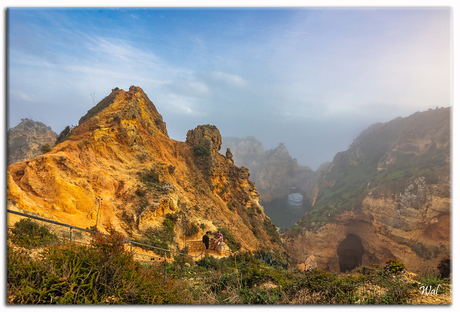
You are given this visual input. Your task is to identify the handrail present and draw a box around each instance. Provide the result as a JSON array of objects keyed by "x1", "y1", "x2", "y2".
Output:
[
  {"x1": 7, "y1": 208, "x2": 205, "y2": 259},
  {"x1": 7, "y1": 209, "x2": 96, "y2": 234}
]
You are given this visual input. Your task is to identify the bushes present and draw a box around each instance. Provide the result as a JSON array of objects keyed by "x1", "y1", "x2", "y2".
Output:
[
  {"x1": 437, "y1": 257, "x2": 450, "y2": 279},
  {"x1": 9, "y1": 218, "x2": 59, "y2": 249},
  {"x1": 40, "y1": 144, "x2": 51, "y2": 153},
  {"x1": 7, "y1": 228, "x2": 189, "y2": 304},
  {"x1": 137, "y1": 213, "x2": 179, "y2": 256},
  {"x1": 138, "y1": 168, "x2": 160, "y2": 185},
  {"x1": 193, "y1": 145, "x2": 211, "y2": 156},
  {"x1": 383, "y1": 259, "x2": 406, "y2": 275},
  {"x1": 256, "y1": 249, "x2": 286, "y2": 269},
  {"x1": 185, "y1": 222, "x2": 200, "y2": 237},
  {"x1": 7, "y1": 218, "x2": 448, "y2": 304}
]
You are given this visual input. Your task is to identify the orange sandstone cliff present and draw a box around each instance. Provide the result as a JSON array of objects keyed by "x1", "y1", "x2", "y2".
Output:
[{"x1": 7, "y1": 86, "x2": 284, "y2": 255}]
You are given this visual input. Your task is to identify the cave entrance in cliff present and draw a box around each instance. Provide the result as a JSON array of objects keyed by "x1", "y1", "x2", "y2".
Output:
[{"x1": 337, "y1": 234, "x2": 365, "y2": 273}]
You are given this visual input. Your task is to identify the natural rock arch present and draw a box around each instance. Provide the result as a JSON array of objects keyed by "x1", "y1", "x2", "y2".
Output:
[{"x1": 337, "y1": 233, "x2": 365, "y2": 272}]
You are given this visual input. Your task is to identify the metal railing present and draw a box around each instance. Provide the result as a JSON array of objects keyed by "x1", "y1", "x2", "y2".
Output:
[{"x1": 7, "y1": 208, "x2": 206, "y2": 262}]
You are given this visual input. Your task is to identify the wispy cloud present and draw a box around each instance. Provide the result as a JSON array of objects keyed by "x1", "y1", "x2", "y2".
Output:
[{"x1": 7, "y1": 8, "x2": 452, "y2": 169}]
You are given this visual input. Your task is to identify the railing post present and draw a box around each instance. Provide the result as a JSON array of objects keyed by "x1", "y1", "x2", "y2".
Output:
[
  {"x1": 70, "y1": 227, "x2": 73, "y2": 242},
  {"x1": 164, "y1": 252, "x2": 167, "y2": 286}
]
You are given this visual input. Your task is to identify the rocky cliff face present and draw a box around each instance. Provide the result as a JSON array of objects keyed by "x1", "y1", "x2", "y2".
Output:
[
  {"x1": 7, "y1": 86, "x2": 284, "y2": 255},
  {"x1": 221, "y1": 137, "x2": 319, "y2": 204},
  {"x1": 283, "y1": 107, "x2": 451, "y2": 274},
  {"x1": 7, "y1": 119, "x2": 57, "y2": 166}
]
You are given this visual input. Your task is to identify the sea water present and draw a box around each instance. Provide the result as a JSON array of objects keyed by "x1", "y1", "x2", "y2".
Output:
[{"x1": 261, "y1": 193, "x2": 310, "y2": 232}]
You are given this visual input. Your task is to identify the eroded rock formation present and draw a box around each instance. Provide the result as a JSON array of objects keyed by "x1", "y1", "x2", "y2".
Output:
[
  {"x1": 7, "y1": 119, "x2": 57, "y2": 166},
  {"x1": 221, "y1": 137, "x2": 320, "y2": 204},
  {"x1": 283, "y1": 108, "x2": 451, "y2": 274},
  {"x1": 7, "y1": 86, "x2": 284, "y2": 255}
]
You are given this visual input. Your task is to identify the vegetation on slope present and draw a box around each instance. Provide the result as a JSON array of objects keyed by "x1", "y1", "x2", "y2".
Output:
[
  {"x1": 296, "y1": 128, "x2": 450, "y2": 231},
  {"x1": 7, "y1": 219, "x2": 451, "y2": 305}
]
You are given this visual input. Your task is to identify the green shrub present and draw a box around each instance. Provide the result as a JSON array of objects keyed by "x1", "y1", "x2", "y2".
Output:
[
  {"x1": 193, "y1": 145, "x2": 211, "y2": 156},
  {"x1": 9, "y1": 218, "x2": 59, "y2": 249},
  {"x1": 256, "y1": 249, "x2": 286, "y2": 269},
  {"x1": 138, "y1": 221, "x2": 177, "y2": 257},
  {"x1": 437, "y1": 257, "x2": 450, "y2": 279},
  {"x1": 196, "y1": 255, "x2": 228, "y2": 271},
  {"x1": 90, "y1": 226, "x2": 126, "y2": 256},
  {"x1": 383, "y1": 259, "x2": 406, "y2": 275},
  {"x1": 239, "y1": 286, "x2": 284, "y2": 304},
  {"x1": 138, "y1": 168, "x2": 160, "y2": 185},
  {"x1": 185, "y1": 222, "x2": 200, "y2": 237},
  {"x1": 163, "y1": 219, "x2": 175, "y2": 232},
  {"x1": 40, "y1": 144, "x2": 51, "y2": 153},
  {"x1": 165, "y1": 212, "x2": 179, "y2": 223}
]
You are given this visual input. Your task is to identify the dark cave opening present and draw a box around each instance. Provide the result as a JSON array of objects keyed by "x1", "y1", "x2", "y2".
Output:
[{"x1": 337, "y1": 233, "x2": 365, "y2": 273}]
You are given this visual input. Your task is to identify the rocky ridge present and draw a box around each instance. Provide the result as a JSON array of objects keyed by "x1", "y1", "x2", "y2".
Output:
[
  {"x1": 283, "y1": 107, "x2": 451, "y2": 274},
  {"x1": 7, "y1": 86, "x2": 284, "y2": 255}
]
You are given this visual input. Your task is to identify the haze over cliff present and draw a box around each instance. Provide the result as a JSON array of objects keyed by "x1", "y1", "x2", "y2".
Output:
[
  {"x1": 7, "y1": 119, "x2": 57, "y2": 166},
  {"x1": 283, "y1": 107, "x2": 451, "y2": 274},
  {"x1": 221, "y1": 136, "x2": 325, "y2": 204},
  {"x1": 7, "y1": 86, "x2": 285, "y2": 256}
]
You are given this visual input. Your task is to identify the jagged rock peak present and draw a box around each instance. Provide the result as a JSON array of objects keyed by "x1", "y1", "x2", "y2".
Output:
[
  {"x1": 186, "y1": 124, "x2": 222, "y2": 154},
  {"x1": 266, "y1": 142, "x2": 291, "y2": 160},
  {"x1": 78, "y1": 85, "x2": 168, "y2": 137}
]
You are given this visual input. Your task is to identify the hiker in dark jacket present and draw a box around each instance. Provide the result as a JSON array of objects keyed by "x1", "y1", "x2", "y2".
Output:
[{"x1": 202, "y1": 231, "x2": 210, "y2": 254}]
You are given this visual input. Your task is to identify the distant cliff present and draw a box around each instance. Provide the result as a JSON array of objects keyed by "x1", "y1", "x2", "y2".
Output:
[
  {"x1": 7, "y1": 119, "x2": 57, "y2": 166},
  {"x1": 221, "y1": 137, "x2": 324, "y2": 204},
  {"x1": 283, "y1": 107, "x2": 451, "y2": 274}
]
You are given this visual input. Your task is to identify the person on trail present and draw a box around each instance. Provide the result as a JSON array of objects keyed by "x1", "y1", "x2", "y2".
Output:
[
  {"x1": 211, "y1": 231, "x2": 223, "y2": 250},
  {"x1": 202, "y1": 231, "x2": 210, "y2": 254}
]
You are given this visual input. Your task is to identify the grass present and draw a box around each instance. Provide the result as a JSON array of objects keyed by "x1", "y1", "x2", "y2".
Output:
[{"x1": 7, "y1": 219, "x2": 451, "y2": 305}]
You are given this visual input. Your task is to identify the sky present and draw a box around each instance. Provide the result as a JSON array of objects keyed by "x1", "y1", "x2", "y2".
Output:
[{"x1": 6, "y1": 5, "x2": 453, "y2": 170}]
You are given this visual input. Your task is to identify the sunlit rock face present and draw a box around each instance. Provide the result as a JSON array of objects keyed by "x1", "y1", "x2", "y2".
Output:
[{"x1": 7, "y1": 86, "x2": 285, "y2": 255}]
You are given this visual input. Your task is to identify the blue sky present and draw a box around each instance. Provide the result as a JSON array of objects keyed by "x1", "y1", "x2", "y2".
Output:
[{"x1": 6, "y1": 6, "x2": 452, "y2": 170}]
